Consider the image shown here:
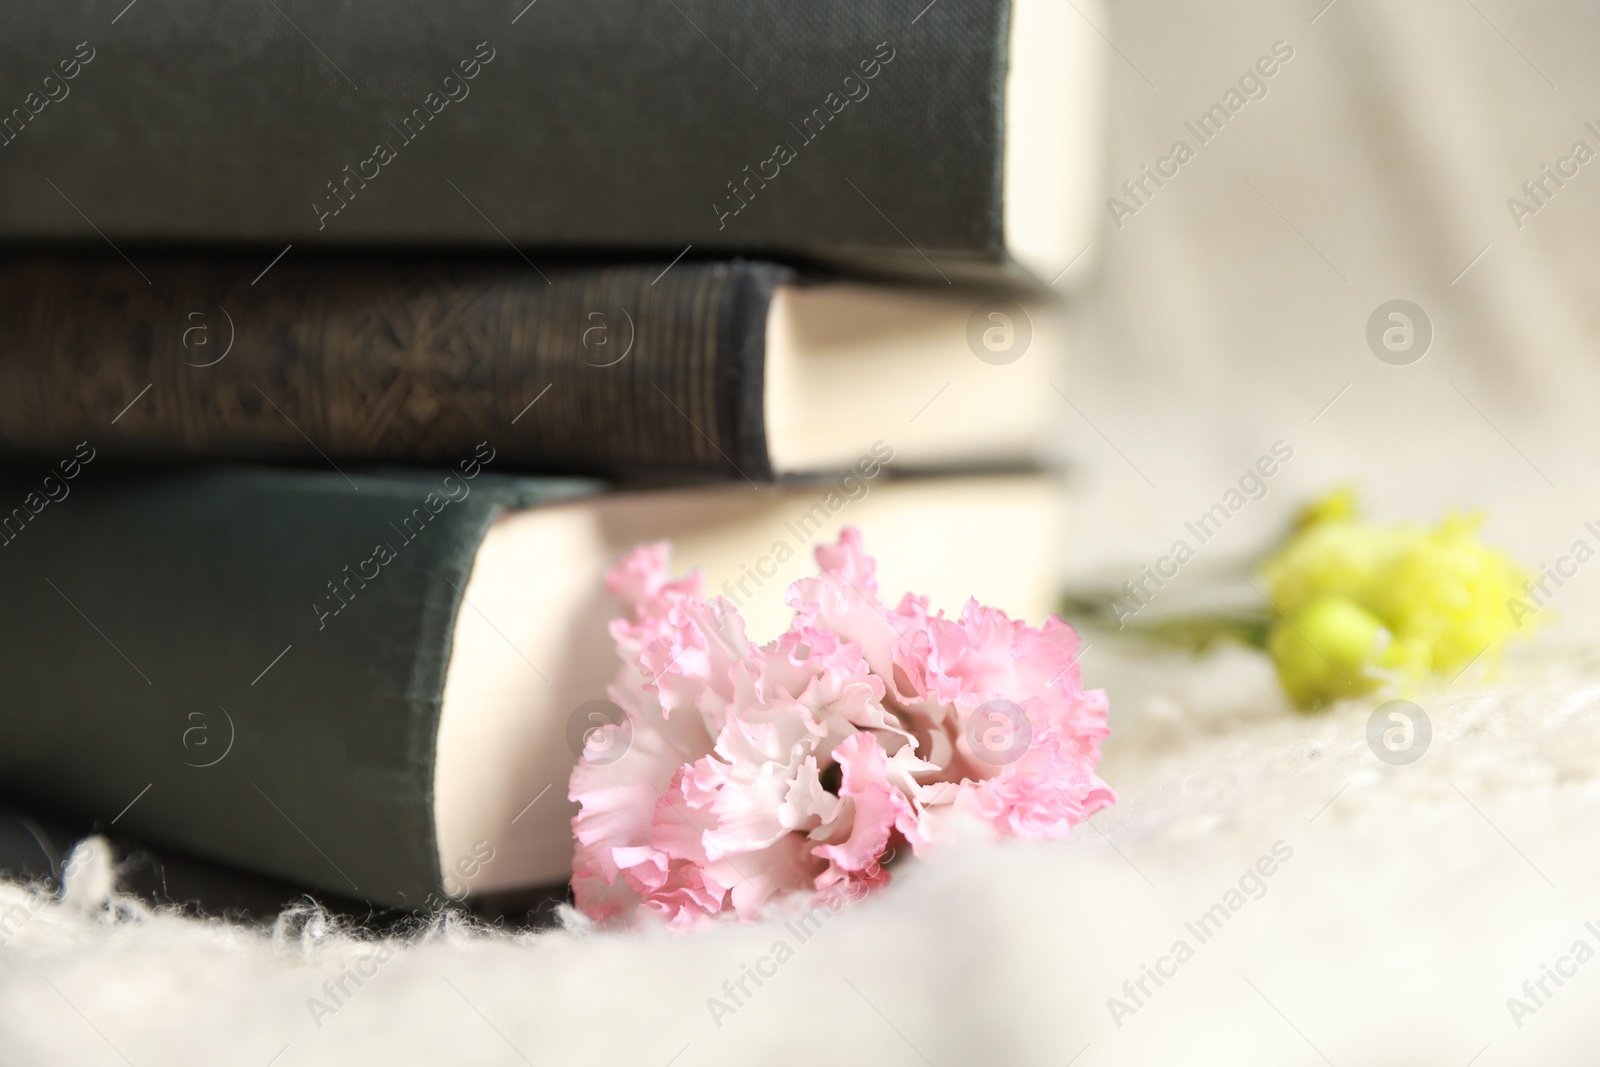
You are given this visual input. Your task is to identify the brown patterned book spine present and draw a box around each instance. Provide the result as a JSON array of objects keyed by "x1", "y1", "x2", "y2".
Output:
[{"x1": 0, "y1": 255, "x2": 787, "y2": 480}]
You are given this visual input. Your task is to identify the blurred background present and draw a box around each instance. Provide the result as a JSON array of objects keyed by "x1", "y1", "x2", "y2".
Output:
[{"x1": 1063, "y1": 0, "x2": 1600, "y2": 734}]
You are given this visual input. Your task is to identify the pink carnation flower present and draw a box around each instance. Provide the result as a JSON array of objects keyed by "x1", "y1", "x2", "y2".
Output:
[{"x1": 569, "y1": 529, "x2": 1113, "y2": 929}]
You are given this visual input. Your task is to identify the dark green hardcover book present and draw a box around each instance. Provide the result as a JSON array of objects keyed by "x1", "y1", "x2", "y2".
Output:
[
  {"x1": 0, "y1": 253, "x2": 1063, "y2": 479},
  {"x1": 0, "y1": 462, "x2": 598, "y2": 910},
  {"x1": 0, "y1": 0, "x2": 1097, "y2": 286}
]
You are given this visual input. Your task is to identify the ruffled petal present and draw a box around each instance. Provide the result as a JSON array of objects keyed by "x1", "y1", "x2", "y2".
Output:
[{"x1": 570, "y1": 527, "x2": 1116, "y2": 930}]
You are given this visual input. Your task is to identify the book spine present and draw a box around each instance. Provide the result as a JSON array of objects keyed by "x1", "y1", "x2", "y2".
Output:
[{"x1": 0, "y1": 256, "x2": 787, "y2": 480}]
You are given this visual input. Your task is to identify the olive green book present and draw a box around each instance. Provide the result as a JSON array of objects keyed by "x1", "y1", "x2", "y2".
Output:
[{"x1": 0, "y1": 461, "x2": 597, "y2": 910}]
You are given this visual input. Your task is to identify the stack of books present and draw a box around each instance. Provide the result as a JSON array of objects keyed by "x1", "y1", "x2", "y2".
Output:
[{"x1": 0, "y1": 0, "x2": 1104, "y2": 918}]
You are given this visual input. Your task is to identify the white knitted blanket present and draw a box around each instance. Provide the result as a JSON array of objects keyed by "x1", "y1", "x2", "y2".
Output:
[{"x1": 2, "y1": 639, "x2": 1593, "y2": 1065}]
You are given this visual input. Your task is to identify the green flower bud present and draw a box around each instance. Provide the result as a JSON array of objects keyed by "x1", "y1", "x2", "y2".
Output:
[{"x1": 1268, "y1": 596, "x2": 1388, "y2": 709}]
